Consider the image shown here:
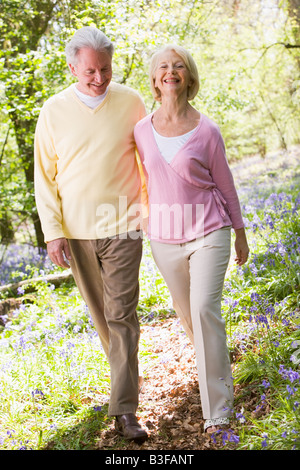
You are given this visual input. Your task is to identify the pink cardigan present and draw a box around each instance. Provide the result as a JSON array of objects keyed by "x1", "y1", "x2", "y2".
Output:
[{"x1": 134, "y1": 113, "x2": 244, "y2": 243}]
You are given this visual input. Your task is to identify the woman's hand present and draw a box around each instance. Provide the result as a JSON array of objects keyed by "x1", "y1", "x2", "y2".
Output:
[{"x1": 234, "y1": 228, "x2": 249, "y2": 266}]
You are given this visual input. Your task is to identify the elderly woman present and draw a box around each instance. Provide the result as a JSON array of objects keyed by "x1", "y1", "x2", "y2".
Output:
[{"x1": 134, "y1": 45, "x2": 249, "y2": 433}]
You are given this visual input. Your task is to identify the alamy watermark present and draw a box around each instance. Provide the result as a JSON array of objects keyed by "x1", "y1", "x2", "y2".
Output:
[{"x1": 96, "y1": 196, "x2": 204, "y2": 240}]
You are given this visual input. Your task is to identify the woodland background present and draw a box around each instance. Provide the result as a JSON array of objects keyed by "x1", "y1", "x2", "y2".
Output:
[
  {"x1": 0, "y1": 0, "x2": 299, "y2": 249},
  {"x1": 0, "y1": 0, "x2": 300, "y2": 452}
]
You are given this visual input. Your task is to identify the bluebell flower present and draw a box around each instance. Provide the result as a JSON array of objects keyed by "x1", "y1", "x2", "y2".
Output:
[
  {"x1": 236, "y1": 411, "x2": 246, "y2": 423},
  {"x1": 31, "y1": 389, "x2": 45, "y2": 399},
  {"x1": 261, "y1": 433, "x2": 268, "y2": 448},
  {"x1": 229, "y1": 432, "x2": 240, "y2": 444},
  {"x1": 93, "y1": 405, "x2": 102, "y2": 412},
  {"x1": 287, "y1": 384, "x2": 297, "y2": 398}
]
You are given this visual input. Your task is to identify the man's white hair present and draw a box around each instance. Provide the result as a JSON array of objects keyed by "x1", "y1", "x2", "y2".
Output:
[{"x1": 65, "y1": 26, "x2": 114, "y2": 65}]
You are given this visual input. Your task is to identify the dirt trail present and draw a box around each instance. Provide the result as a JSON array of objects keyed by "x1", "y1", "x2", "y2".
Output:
[{"x1": 96, "y1": 318, "x2": 228, "y2": 450}]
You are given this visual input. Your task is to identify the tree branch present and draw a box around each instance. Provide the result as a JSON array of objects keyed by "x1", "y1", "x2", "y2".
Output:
[{"x1": 0, "y1": 270, "x2": 74, "y2": 296}]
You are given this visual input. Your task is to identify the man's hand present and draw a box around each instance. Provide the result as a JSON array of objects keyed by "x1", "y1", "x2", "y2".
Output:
[{"x1": 47, "y1": 238, "x2": 71, "y2": 268}]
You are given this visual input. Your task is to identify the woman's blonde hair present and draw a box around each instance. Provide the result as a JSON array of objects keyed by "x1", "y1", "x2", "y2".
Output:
[{"x1": 149, "y1": 44, "x2": 199, "y2": 102}]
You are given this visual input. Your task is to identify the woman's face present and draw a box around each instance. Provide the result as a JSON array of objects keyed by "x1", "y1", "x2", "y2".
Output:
[{"x1": 154, "y1": 50, "x2": 191, "y2": 100}]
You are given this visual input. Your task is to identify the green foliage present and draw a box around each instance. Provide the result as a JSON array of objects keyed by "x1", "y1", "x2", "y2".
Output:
[
  {"x1": 219, "y1": 153, "x2": 300, "y2": 449},
  {"x1": 1, "y1": 0, "x2": 300, "y2": 245},
  {"x1": 0, "y1": 3, "x2": 300, "y2": 447}
]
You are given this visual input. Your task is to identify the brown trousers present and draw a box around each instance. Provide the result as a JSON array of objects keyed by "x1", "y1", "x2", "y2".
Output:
[{"x1": 68, "y1": 232, "x2": 143, "y2": 416}]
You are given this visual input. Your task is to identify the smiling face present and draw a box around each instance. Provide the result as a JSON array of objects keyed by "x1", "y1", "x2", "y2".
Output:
[
  {"x1": 69, "y1": 47, "x2": 112, "y2": 97},
  {"x1": 153, "y1": 49, "x2": 191, "y2": 100}
]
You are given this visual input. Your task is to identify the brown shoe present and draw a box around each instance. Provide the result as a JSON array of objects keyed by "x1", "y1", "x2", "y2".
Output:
[{"x1": 115, "y1": 413, "x2": 148, "y2": 444}]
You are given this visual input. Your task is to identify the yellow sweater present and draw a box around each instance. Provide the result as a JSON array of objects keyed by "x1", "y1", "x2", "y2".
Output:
[{"x1": 34, "y1": 82, "x2": 147, "y2": 242}]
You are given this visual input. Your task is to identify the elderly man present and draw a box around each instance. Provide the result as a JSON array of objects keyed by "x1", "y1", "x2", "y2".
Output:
[{"x1": 34, "y1": 26, "x2": 148, "y2": 443}]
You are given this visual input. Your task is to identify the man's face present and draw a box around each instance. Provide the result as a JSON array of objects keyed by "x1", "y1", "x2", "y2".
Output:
[{"x1": 69, "y1": 47, "x2": 112, "y2": 97}]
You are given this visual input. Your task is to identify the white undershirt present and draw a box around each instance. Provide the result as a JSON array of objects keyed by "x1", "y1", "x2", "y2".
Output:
[
  {"x1": 151, "y1": 124, "x2": 196, "y2": 163},
  {"x1": 73, "y1": 84, "x2": 108, "y2": 108}
]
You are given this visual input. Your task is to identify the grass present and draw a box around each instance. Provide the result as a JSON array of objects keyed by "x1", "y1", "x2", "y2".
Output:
[
  {"x1": 0, "y1": 284, "x2": 109, "y2": 449},
  {"x1": 0, "y1": 243, "x2": 170, "y2": 450},
  {"x1": 0, "y1": 146, "x2": 300, "y2": 450}
]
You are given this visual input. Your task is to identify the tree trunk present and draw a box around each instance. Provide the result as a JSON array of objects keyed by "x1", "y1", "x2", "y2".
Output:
[{"x1": 0, "y1": 212, "x2": 15, "y2": 244}]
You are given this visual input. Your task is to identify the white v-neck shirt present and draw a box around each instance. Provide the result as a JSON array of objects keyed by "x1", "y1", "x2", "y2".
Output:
[
  {"x1": 151, "y1": 124, "x2": 196, "y2": 163},
  {"x1": 73, "y1": 84, "x2": 109, "y2": 108}
]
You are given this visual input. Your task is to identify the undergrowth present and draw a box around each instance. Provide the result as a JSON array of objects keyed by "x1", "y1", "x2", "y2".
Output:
[{"x1": 0, "y1": 148, "x2": 299, "y2": 450}]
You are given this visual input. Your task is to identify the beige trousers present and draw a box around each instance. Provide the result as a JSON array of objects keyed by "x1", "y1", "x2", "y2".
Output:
[
  {"x1": 68, "y1": 233, "x2": 142, "y2": 416},
  {"x1": 150, "y1": 227, "x2": 233, "y2": 420}
]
